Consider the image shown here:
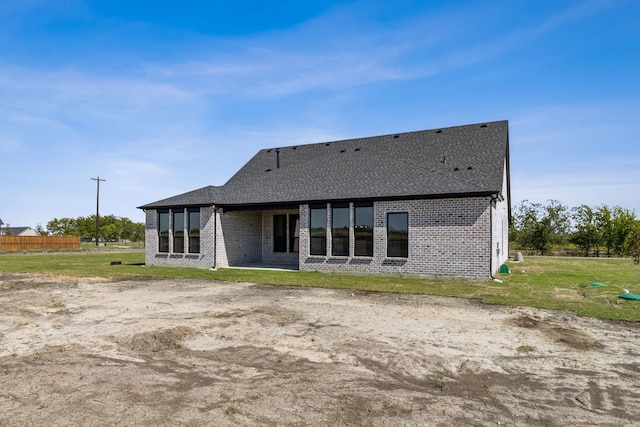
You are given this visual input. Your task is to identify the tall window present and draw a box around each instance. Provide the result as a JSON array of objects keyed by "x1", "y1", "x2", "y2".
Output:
[
  {"x1": 273, "y1": 214, "x2": 287, "y2": 252},
  {"x1": 173, "y1": 210, "x2": 185, "y2": 253},
  {"x1": 289, "y1": 214, "x2": 300, "y2": 252},
  {"x1": 158, "y1": 210, "x2": 169, "y2": 253},
  {"x1": 387, "y1": 212, "x2": 408, "y2": 258},
  {"x1": 332, "y1": 204, "x2": 349, "y2": 256},
  {"x1": 310, "y1": 205, "x2": 327, "y2": 256},
  {"x1": 354, "y1": 203, "x2": 373, "y2": 257},
  {"x1": 188, "y1": 208, "x2": 200, "y2": 254}
]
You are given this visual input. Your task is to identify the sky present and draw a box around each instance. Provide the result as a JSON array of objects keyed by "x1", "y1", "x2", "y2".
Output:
[{"x1": 0, "y1": 0, "x2": 639, "y2": 229}]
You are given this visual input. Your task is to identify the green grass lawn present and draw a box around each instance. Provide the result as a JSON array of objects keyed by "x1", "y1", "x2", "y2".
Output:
[{"x1": 1, "y1": 250, "x2": 639, "y2": 321}]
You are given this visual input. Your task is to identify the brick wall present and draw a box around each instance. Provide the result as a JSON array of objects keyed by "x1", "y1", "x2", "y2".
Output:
[
  {"x1": 144, "y1": 207, "x2": 215, "y2": 269},
  {"x1": 491, "y1": 168, "x2": 510, "y2": 273},
  {"x1": 145, "y1": 195, "x2": 506, "y2": 278},
  {"x1": 299, "y1": 197, "x2": 494, "y2": 278},
  {"x1": 146, "y1": 207, "x2": 299, "y2": 269},
  {"x1": 261, "y1": 209, "x2": 299, "y2": 265},
  {"x1": 215, "y1": 210, "x2": 262, "y2": 267}
]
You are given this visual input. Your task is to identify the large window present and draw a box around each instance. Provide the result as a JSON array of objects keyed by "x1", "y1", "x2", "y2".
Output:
[
  {"x1": 158, "y1": 210, "x2": 169, "y2": 253},
  {"x1": 273, "y1": 214, "x2": 287, "y2": 252},
  {"x1": 158, "y1": 208, "x2": 199, "y2": 254},
  {"x1": 387, "y1": 212, "x2": 408, "y2": 258},
  {"x1": 310, "y1": 205, "x2": 327, "y2": 256},
  {"x1": 354, "y1": 203, "x2": 373, "y2": 257},
  {"x1": 332, "y1": 204, "x2": 349, "y2": 256},
  {"x1": 188, "y1": 208, "x2": 200, "y2": 254},
  {"x1": 289, "y1": 214, "x2": 299, "y2": 252},
  {"x1": 173, "y1": 210, "x2": 185, "y2": 253}
]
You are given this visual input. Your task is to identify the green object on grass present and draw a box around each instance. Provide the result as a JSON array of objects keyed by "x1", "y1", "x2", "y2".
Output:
[
  {"x1": 589, "y1": 282, "x2": 608, "y2": 287},
  {"x1": 499, "y1": 264, "x2": 510, "y2": 274},
  {"x1": 619, "y1": 293, "x2": 640, "y2": 301}
]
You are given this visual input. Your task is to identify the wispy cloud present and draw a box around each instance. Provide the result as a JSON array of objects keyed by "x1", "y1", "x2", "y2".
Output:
[
  {"x1": 513, "y1": 168, "x2": 640, "y2": 212},
  {"x1": 510, "y1": 100, "x2": 640, "y2": 211},
  {"x1": 139, "y1": 5, "x2": 449, "y2": 97},
  {"x1": 532, "y1": 0, "x2": 615, "y2": 34},
  {"x1": 135, "y1": 0, "x2": 616, "y2": 102},
  {"x1": 0, "y1": 64, "x2": 200, "y2": 153},
  {"x1": 1, "y1": 0, "x2": 637, "y2": 227}
]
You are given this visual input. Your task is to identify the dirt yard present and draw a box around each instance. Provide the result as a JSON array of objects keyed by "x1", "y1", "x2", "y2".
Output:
[{"x1": 0, "y1": 272, "x2": 638, "y2": 426}]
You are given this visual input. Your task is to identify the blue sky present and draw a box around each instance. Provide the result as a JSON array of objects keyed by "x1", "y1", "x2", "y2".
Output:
[{"x1": 1, "y1": 0, "x2": 639, "y2": 229}]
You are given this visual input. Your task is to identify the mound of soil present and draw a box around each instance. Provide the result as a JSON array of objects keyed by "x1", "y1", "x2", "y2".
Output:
[{"x1": 0, "y1": 273, "x2": 639, "y2": 426}]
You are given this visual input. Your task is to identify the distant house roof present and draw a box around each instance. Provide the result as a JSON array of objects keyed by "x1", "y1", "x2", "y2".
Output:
[
  {"x1": 2, "y1": 226, "x2": 38, "y2": 236},
  {"x1": 139, "y1": 120, "x2": 510, "y2": 210}
]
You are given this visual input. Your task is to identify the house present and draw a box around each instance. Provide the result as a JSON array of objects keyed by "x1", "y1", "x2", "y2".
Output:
[
  {"x1": 138, "y1": 120, "x2": 511, "y2": 279},
  {"x1": 1, "y1": 226, "x2": 39, "y2": 236}
]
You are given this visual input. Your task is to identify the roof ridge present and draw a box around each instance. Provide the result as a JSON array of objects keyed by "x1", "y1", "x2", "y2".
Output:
[{"x1": 262, "y1": 120, "x2": 508, "y2": 150}]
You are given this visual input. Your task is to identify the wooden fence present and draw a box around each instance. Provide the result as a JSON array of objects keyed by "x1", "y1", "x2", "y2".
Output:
[{"x1": 0, "y1": 235, "x2": 81, "y2": 251}]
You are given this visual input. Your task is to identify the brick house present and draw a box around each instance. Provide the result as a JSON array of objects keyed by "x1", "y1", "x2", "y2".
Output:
[
  {"x1": 1, "y1": 226, "x2": 39, "y2": 236},
  {"x1": 138, "y1": 120, "x2": 511, "y2": 279}
]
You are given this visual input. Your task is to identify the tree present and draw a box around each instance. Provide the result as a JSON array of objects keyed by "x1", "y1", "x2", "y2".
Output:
[
  {"x1": 513, "y1": 201, "x2": 546, "y2": 253},
  {"x1": 570, "y1": 205, "x2": 637, "y2": 257},
  {"x1": 571, "y1": 205, "x2": 601, "y2": 257},
  {"x1": 46, "y1": 218, "x2": 79, "y2": 236},
  {"x1": 581, "y1": 205, "x2": 638, "y2": 257},
  {"x1": 129, "y1": 222, "x2": 145, "y2": 243},
  {"x1": 75, "y1": 216, "x2": 96, "y2": 239},
  {"x1": 119, "y1": 217, "x2": 145, "y2": 242},
  {"x1": 512, "y1": 200, "x2": 638, "y2": 258},
  {"x1": 628, "y1": 222, "x2": 640, "y2": 265},
  {"x1": 34, "y1": 224, "x2": 48, "y2": 236},
  {"x1": 611, "y1": 206, "x2": 636, "y2": 256},
  {"x1": 512, "y1": 200, "x2": 570, "y2": 255},
  {"x1": 46, "y1": 214, "x2": 144, "y2": 242},
  {"x1": 545, "y1": 200, "x2": 571, "y2": 243},
  {"x1": 595, "y1": 206, "x2": 613, "y2": 257}
]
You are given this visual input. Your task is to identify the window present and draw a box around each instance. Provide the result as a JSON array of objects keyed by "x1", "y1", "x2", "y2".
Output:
[
  {"x1": 387, "y1": 212, "x2": 408, "y2": 258},
  {"x1": 274, "y1": 214, "x2": 299, "y2": 253},
  {"x1": 173, "y1": 210, "x2": 185, "y2": 253},
  {"x1": 332, "y1": 204, "x2": 349, "y2": 256},
  {"x1": 310, "y1": 205, "x2": 327, "y2": 256},
  {"x1": 273, "y1": 214, "x2": 287, "y2": 252},
  {"x1": 158, "y1": 210, "x2": 169, "y2": 253},
  {"x1": 354, "y1": 203, "x2": 373, "y2": 257},
  {"x1": 188, "y1": 208, "x2": 200, "y2": 254},
  {"x1": 289, "y1": 214, "x2": 299, "y2": 252}
]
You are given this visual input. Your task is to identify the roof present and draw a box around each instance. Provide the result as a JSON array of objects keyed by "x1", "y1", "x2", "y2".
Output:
[
  {"x1": 138, "y1": 185, "x2": 224, "y2": 209},
  {"x1": 139, "y1": 120, "x2": 510, "y2": 210},
  {"x1": 1, "y1": 226, "x2": 36, "y2": 236}
]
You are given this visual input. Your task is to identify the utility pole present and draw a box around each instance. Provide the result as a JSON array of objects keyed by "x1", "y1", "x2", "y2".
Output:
[{"x1": 91, "y1": 177, "x2": 106, "y2": 246}]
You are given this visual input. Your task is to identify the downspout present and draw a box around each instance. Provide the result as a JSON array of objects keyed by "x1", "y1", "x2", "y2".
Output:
[{"x1": 212, "y1": 206, "x2": 217, "y2": 270}]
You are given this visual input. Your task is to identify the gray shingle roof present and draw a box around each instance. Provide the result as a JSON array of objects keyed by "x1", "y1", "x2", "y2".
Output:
[
  {"x1": 139, "y1": 185, "x2": 223, "y2": 209},
  {"x1": 138, "y1": 120, "x2": 509, "y2": 209},
  {"x1": 2, "y1": 226, "x2": 33, "y2": 236}
]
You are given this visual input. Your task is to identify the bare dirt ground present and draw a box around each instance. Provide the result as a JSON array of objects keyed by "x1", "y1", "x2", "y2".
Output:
[{"x1": 0, "y1": 272, "x2": 639, "y2": 426}]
